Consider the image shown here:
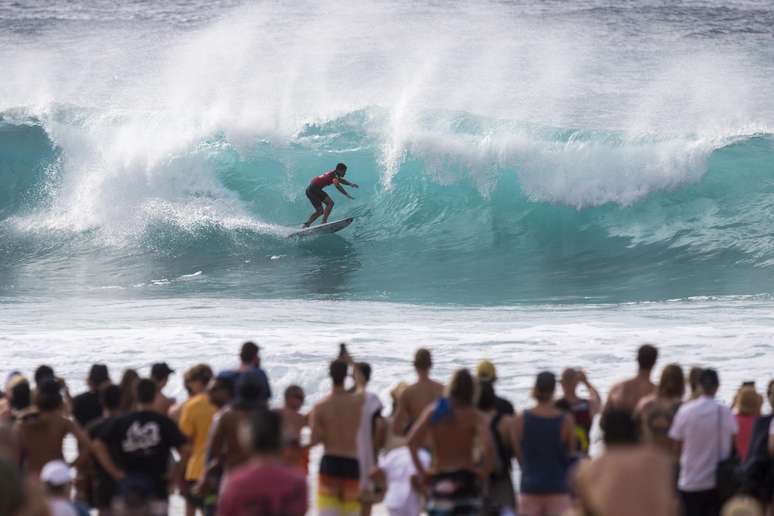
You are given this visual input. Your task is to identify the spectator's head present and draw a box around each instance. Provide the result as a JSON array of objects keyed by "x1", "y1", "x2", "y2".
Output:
[
  {"x1": 100, "y1": 384, "x2": 122, "y2": 414},
  {"x1": 477, "y1": 380, "x2": 496, "y2": 411},
  {"x1": 413, "y1": 348, "x2": 432, "y2": 373},
  {"x1": 284, "y1": 385, "x2": 305, "y2": 411},
  {"x1": 601, "y1": 408, "x2": 638, "y2": 445},
  {"x1": 637, "y1": 344, "x2": 658, "y2": 372},
  {"x1": 329, "y1": 360, "x2": 348, "y2": 387},
  {"x1": 119, "y1": 368, "x2": 139, "y2": 412},
  {"x1": 476, "y1": 360, "x2": 497, "y2": 383},
  {"x1": 721, "y1": 495, "x2": 764, "y2": 516},
  {"x1": 239, "y1": 341, "x2": 260, "y2": 367},
  {"x1": 688, "y1": 367, "x2": 703, "y2": 398},
  {"x1": 184, "y1": 364, "x2": 214, "y2": 394},
  {"x1": 40, "y1": 460, "x2": 73, "y2": 498},
  {"x1": 736, "y1": 386, "x2": 761, "y2": 417},
  {"x1": 35, "y1": 379, "x2": 63, "y2": 413},
  {"x1": 150, "y1": 362, "x2": 174, "y2": 387},
  {"x1": 354, "y1": 362, "x2": 371, "y2": 388},
  {"x1": 135, "y1": 378, "x2": 158, "y2": 406},
  {"x1": 657, "y1": 364, "x2": 685, "y2": 399},
  {"x1": 208, "y1": 371, "x2": 236, "y2": 409},
  {"x1": 33, "y1": 365, "x2": 55, "y2": 386},
  {"x1": 560, "y1": 368, "x2": 579, "y2": 396},
  {"x1": 243, "y1": 409, "x2": 282, "y2": 456},
  {"x1": 87, "y1": 364, "x2": 110, "y2": 389},
  {"x1": 389, "y1": 382, "x2": 408, "y2": 413},
  {"x1": 533, "y1": 371, "x2": 556, "y2": 403},
  {"x1": 448, "y1": 368, "x2": 475, "y2": 407},
  {"x1": 8, "y1": 376, "x2": 31, "y2": 412},
  {"x1": 699, "y1": 368, "x2": 720, "y2": 396}
]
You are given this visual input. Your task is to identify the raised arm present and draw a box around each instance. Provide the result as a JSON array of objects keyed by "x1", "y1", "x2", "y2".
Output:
[{"x1": 578, "y1": 371, "x2": 602, "y2": 418}]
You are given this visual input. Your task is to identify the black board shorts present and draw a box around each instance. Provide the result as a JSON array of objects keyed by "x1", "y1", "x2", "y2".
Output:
[{"x1": 306, "y1": 184, "x2": 328, "y2": 210}]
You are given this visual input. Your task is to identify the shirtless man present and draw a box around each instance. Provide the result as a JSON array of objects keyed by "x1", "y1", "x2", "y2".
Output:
[
  {"x1": 150, "y1": 362, "x2": 176, "y2": 416},
  {"x1": 392, "y1": 349, "x2": 445, "y2": 437},
  {"x1": 310, "y1": 360, "x2": 365, "y2": 516},
  {"x1": 281, "y1": 385, "x2": 309, "y2": 473},
  {"x1": 15, "y1": 379, "x2": 91, "y2": 476},
  {"x1": 606, "y1": 344, "x2": 658, "y2": 412},
  {"x1": 407, "y1": 368, "x2": 493, "y2": 515}
]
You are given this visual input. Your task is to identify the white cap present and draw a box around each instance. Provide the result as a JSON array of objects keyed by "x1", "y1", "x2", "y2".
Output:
[{"x1": 40, "y1": 460, "x2": 73, "y2": 486}]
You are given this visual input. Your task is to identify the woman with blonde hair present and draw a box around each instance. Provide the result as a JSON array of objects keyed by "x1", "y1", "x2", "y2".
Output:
[{"x1": 635, "y1": 364, "x2": 685, "y2": 452}]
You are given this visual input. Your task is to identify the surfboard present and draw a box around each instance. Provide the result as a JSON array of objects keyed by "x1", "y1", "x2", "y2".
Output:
[{"x1": 288, "y1": 217, "x2": 354, "y2": 238}]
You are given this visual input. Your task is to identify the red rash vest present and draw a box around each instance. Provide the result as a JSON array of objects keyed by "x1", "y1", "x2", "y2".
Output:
[{"x1": 311, "y1": 170, "x2": 339, "y2": 188}]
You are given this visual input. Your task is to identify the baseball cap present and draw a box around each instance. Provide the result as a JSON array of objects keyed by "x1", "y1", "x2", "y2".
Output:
[
  {"x1": 476, "y1": 360, "x2": 497, "y2": 381},
  {"x1": 150, "y1": 362, "x2": 175, "y2": 379},
  {"x1": 41, "y1": 460, "x2": 73, "y2": 486}
]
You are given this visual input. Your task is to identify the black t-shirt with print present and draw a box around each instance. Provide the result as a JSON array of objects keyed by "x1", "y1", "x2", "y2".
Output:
[{"x1": 98, "y1": 410, "x2": 186, "y2": 499}]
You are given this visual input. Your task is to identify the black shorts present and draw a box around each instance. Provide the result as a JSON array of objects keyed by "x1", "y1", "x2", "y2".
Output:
[{"x1": 306, "y1": 184, "x2": 328, "y2": 210}]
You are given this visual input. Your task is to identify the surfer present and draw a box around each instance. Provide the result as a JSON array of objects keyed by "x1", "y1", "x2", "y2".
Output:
[{"x1": 303, "y1": 163, "x2": 358, "y2": 228}]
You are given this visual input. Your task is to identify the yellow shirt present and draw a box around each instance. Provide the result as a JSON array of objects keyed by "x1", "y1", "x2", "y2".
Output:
[{"x1": 179, "y1": 392, "x2": 217, "y2": 480}]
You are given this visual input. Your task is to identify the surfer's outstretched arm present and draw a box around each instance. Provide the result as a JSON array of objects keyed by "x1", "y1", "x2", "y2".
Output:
[
  {"x1": 334, "y1": 182, "x2": 354, "y2": 199},
  {"x1": 338, "y1": 178, "x2": 359, "y2": 188}
]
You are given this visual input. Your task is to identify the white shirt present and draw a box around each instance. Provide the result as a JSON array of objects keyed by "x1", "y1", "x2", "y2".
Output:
[
  {"x1": 357, "y1": 391, "x2": 384, "y2": 490},
  {"x1": 380, "y1": 446, "x2": 431, "y2": 516},
  {"x1": 669, "y1": 395, "x2": 738, "y2": 492},
  {"x1": 47, "y1": 499, "x2": 78, "y2": 516}
]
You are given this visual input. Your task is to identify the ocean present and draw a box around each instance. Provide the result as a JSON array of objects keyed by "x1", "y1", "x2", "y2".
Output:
[{"x1": 2, "y1": 0, "x2": 774, "y2": 417}]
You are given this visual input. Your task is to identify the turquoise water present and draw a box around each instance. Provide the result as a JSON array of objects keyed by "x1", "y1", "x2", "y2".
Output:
[{"x1": 1, "y1": 0, "x2": 773, "y2": 306}]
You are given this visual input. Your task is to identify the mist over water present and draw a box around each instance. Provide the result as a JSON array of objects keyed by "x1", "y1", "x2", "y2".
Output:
[{"x1": 1, "y1": 0, "x2": 774, "y2": 304}]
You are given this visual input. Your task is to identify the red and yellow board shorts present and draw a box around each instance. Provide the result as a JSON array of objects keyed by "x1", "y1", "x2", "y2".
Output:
[{"x1": 317, "y1": 455, "x2": 360, "y2": 516}]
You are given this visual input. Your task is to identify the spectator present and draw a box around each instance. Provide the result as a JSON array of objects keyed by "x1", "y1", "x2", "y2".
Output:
[
  {"x1": 573, "y1": 409, "x2": 678, "y2": 516},
  {"x1": 15, "y1": 379, "x2": 90, "y2": 476},
  {"x1": 118, "y1": 369, "x2": 139, "y2": 413},
  {"x1": 371, "y1": 442, "x2": 430, "y2": 516},
  {"x1": 93, "y1": 378, "x2": 190, "y2": 516},
  {"x1": 354, "y1": 362, "x2": 384, "y2": 516},
  {"x1": 206, "y1": 371, "x2": 264, "y2": 476},
  {"x1": 236, "y1": 341, "x2": 272, "y2": 403},
  {"x1": 476, "y1": 360, "x2": 515, "y2": 416},
  {"x1": 606, "y1": 344, "x2": 658, "y2": 411},
  {"x1": 85, "y1": 384, "x2": 123, "y2": 516},
  {"x1": 512, "y1": 371, "x2": 576, "y2": 516},
  {"x1": 635, "y1": 363, "x2": 685, "y2": 453},
  {"x1": 556, "y1": 368, "x2": 601, "y2": 456},
  {"x1": 669, "y1": 368, "x2": 737, "y2": 516},
  {"x1": 7, "y1": 376, "x2": 36, "y2": 422},
  {"x1": 310, "y1": 359, "x2": 365, "y2": 516},
  {"x1": 41, "y1": 460, "x2": 87, "y2": 516},
  {"x1": 392, "y1": 349, "x2": 444, "y2": 437},
  {"x1": 478, "y1": 381, "x2": 516, "y2": 516},
  {"x1": 734, "y1": 386, "x2": 761, "y2": 463},
  {"x1": 741, "y1": 380, "x2": 774, "y2": 508},
  {"x1": 281, "y1": 385, "x2": 309, "y2": 473},
  {"x1": 217, "y1": 409, "x2": 307, "y2": 516},
  {"x1": 72, "y1": 364, "x2": 111, "y2": 428},
  {"x1": 687, "y1": 367, "x2": 703, "y2": 400},
  {"x1": 408, "y1": 368, "x2": 493, "y2": 516},
  {"x1": 178, "y1": 364, "x2": 216, "y2": 516},
  {"x1": 198, "y1": 371, "x2": 236, "y2": 516},
  {"x1": 150, "y1": 363, "x2": 176, "y2": 416},
  {"x1": 0, "y1": 455, "x2": 25, "y2": 516}
]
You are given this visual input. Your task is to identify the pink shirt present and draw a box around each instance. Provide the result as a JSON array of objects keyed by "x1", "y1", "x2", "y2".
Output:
[{"x1": 218, "y1": 461, "x2": 308, "y2": 516}]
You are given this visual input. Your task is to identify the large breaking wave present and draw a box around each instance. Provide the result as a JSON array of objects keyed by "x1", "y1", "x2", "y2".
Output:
[{"x1": 1, "y1": 107, "x2": 773, "y2": 304}]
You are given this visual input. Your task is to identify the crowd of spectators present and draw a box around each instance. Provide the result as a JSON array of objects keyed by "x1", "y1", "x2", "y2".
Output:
[{"x1": 0, "y1": 341, "x2": 773, "y2": 516}]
